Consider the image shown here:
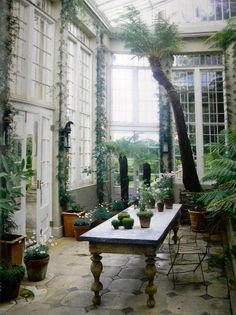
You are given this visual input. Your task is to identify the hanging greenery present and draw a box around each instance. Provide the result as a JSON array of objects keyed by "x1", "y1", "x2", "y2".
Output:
[
  {"x1": 0, "y1": 0, "x2": 17, "y2": 152},
  {"x1": 95, "y1": 29, "x2": 107, "y2": 203},
  {"x1": 57, "y1": 0, "x2": 84, "y2": 210}
]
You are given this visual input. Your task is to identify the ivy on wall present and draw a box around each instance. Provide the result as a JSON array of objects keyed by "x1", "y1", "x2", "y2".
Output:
[
  {"x1": 0, "y1": 0, "x2": 17, "y2": 153},
  {"x1": 57, "y1": 0, "x2": 84, "y2": 210},
  {"x1": 95, "y1": 29, "x2": 107, "y2": 203}
]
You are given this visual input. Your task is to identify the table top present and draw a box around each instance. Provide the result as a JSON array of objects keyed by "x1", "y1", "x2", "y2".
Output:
[{"x1": 80, "y1": 204, "x2": 181, "y2": 246}]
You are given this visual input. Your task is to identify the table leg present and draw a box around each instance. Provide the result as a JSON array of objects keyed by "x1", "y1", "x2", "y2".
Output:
[
  {"x1": 145, "y1": 255, "x2": 157, "y2": 308},
  {"x1": 172, "y1": 220, "x2": 180, "y2": 244},
  {"x1": 90, "y1": 253, "x2": 103, "y2": 305}
]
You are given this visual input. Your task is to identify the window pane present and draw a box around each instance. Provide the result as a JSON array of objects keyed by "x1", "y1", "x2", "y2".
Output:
[{"x1": 111, "y1": 68, "x2": 133, "y2": 122}]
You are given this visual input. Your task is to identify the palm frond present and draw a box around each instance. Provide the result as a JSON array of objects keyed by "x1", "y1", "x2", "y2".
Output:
[{"x1": 117, "y1": 6, "x2": 181, "y2": 59}]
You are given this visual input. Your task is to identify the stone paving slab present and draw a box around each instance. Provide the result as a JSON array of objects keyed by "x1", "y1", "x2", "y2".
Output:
[{"x1": 0, "y1": 227, "x2": 234, "y2": 315}]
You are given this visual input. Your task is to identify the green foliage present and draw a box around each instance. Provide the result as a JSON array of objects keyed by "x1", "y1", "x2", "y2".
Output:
[
  {"x1": 0, "y1": 263, "x2": 25, "y2": 283},
  {"x1": 24, "y1": 243, "x2": 48, "y2": 260},
  {"x1": 111, "y1": 219, "x2": 121, "y2": 229},
  {"x1": 117, "y1": 7, "x2": 181, "y2": 60},
  {"x1": 122, "y1": 217, "x2": 134, "y2": 229},
  {"x1": 93, "y1": 206, "x2": 112, "y2": 221},
  {"x1": 0, "y1": 154, "x2": 34, "y2": 236},
  {"x1": 95, "y1": 30, "x2": 107, "y2": 203},
  {"x1": 74, "y1": 218, "x2": 90, "y2": 226},
  {"x1": 138, "y1": 184, "x2": 156, "y2": 204},
  {"x1": 111, "y1": 199, "x2": 127, "y2": 211},
  {"x1": 206, "y1": 18, "x2": 236, "y2": 51},
  {"x1": 117, "y1": 212, "x2": 130, "y2": 223},
  {"x1": 199, "y1": 130, "x2": 236, "y2": 219},
  {"x1": 137, "y1": 210, "x2": 153, "y2": 218}
]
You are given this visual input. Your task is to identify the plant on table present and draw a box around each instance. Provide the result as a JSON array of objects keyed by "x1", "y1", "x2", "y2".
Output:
[
  {"x1": 152, "y1": 172, "x2": 175, "y2": 207},
  {"x1": 138, "y1": 184, "x2": 156, "y2": 208},
  {"x1": 136, "y1": 209, "x2": 153, "y2": 228},
  {"x1": 122, "y1": 217, "x2": 134, "y2": 229},
  {"x1": 111, "y1": 219, "x2": 121, "y2": 229}
]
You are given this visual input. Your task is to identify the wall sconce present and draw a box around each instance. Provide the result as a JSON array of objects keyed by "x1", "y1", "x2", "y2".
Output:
[{"x1": 61, "y1": 121, "x2": 74, "y2": 150}]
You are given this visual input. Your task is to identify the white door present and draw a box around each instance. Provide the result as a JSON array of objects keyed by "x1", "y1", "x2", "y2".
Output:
[
  {"x1": 13, "y1": 108, "x2": 52, "y2": 241},
  {"x1": 13, "y1": 111, "x2": 27, "y2": 236},
  {"x1": 36, "y1": 114, "x2": 52, "y2": 241}
]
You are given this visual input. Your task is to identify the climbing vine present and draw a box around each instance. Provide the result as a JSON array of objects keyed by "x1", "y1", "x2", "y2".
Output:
[
  {"x1": 57, "y1": 0, "x2": 84, "y2": 210},
  {"x1": 95, "y1": 29, "x2": 107, "y2": 203},
  {"x1": 0, "y1": 0, "x2": 17, "y2": 153}
]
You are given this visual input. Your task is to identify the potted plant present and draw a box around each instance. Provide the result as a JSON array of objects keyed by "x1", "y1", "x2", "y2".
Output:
[
  {"x1": 122, "y1": 217, "x2": 134, "y2": 229},
  {"x1": 61, "y1": 201, "x2": 85, "y2": 237},
  {"x1": 74, "y1": 217, "x2": 91, "y2": 241},
  {"x1": 187, "y1": 192, "x2": 207, "y2": 233},
  {"x1": 138, "y1": 184, "x2": 156, "y2": 209},
  {"x1": 111, "y1": 199, "x2": 127, "y2": 214},
  {"x1": 0, "y1": 263, "x2": 25, "y2": 302},
  {"x1": 117, "y1": 212, "x2": 130, "y2": 224},
  {"x1": 93, "y1": 205, "x2": 112, "y2": 225},
  {"x1": 24, "y1": 234, "x2": 55, "y2": 281},
  {"x1": 153, "y1": 173, "x2": 175, "y2": 209},
  {"x1": 111, "y1": 219, "x2": 121, "y2": 229},
  {"x1": 136, "y1": 210, "x2": 153, "y2": 228},
  {"x1": 0, "y1": 154, "x2": 34, "y2": 265}
]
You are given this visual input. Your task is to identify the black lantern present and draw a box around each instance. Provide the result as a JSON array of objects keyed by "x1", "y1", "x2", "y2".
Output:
[{"x1": 61, "y1": 121, "x2": 74, "y2": 150}]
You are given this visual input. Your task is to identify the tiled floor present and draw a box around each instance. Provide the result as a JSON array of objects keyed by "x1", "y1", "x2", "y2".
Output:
[{"x1": 0, "y1": 226, "x2": 234, "y2": 315}]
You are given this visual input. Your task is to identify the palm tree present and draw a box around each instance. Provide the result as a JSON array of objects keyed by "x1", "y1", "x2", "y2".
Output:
[
  {"x1": 206, "y1": 17, "x2": 236, "y2": 51},
  {"x1": 117, "y1": 8, "x2": 201, "y2": 192}
]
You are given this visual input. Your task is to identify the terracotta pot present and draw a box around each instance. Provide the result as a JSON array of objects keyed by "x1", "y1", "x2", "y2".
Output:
[
  {"x1": 74, "y1": 225, "x2": 90, "y2": 241},
  {"x1": 164, "y1": 199, "x2": 173, "y2": 209},
  {"x1": 62, "y1": 212, "x2": 81, "y2": 237},
  {"x1": 139, "y1": 217, "x2": 151, "y2": 228},
  {"x1": 0, "y1": 234, "x2": 25, "y2": 265},
  {"x1": 188, "y1": 210, "x2": 207, "y2": 233},
  {"x1": 24, "y1": 255, "x2": 50, "y2": 281},
  {"x1": 157, "y1": 202, "x2": 164, "y2": 212},
  {"x1": 146, "y1": 199, "x2": 155, "y2": 209}
]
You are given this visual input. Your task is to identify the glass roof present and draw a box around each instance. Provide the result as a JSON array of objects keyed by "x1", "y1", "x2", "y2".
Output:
[
  {"x1": 86, "y1": 0, "x2": 167, "y2": 27},
  {"x1": 86, "y1": 1, "x2": 236, "y2": 29}
]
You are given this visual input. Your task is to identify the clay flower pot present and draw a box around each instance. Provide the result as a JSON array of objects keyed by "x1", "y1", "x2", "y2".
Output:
[
  {"x1": 157, "y1": 202, "x2": 164, "y2": 212},
  {"x1": 24, "y1": 255, "x2": 50, "y2": 281}
]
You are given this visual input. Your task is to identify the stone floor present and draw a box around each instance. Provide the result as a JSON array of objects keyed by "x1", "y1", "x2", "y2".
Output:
[{"x1": 0, "y1": 226, "x2": 235, "y2": 315}]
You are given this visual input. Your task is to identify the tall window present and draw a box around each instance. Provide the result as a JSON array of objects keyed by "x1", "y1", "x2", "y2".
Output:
[
  {"x1": 10, "y1": 2, "x2": 54, "y2": 105},
  {"x1": 67, "y1": 24, "x2": 93, "y2": 188},
  {"x1": 111, "y1": 54, "x2": 158, "y2": 126},
  {"x1": 10, "y1": 1, "x2": 28, "y2": 97},
  {"x1": 111, "y1": 54, "x2": 159, "y2": 191},
  {"x1": 32, "y1": 11, "x2": 54, "y2": 103},
  {"x1": 79, "y1": 48, "x2": 92, "y2": 183},
  {"x1": 173, "y1": 54, "x2": 225, "y2": 178}
]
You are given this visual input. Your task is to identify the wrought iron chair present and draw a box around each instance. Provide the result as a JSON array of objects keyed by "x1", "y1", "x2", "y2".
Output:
[{"x1": 167, "y1": 228, "x2": 209, "y2": 288}]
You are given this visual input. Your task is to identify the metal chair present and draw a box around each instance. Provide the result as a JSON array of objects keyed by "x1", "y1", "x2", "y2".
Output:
[{"x1": 167, "y1": 228, "x2": 209, "y2": 288}]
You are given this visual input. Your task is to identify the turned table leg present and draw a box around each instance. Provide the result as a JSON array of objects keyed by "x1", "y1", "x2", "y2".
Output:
[
  {"x1": 90, "y1": 253, "x2": 103, "y2": 305},
  {"x1": 145, "y1": 255, "x2": 157, "y2": 308},
  {"x1": 172, "y1": 218, "x2": 180, "y2": 244}
]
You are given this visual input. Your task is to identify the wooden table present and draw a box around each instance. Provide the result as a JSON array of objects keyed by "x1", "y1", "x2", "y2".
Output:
[{"x1": 80, "y1": 204, "x2": 182, "y2": 308}]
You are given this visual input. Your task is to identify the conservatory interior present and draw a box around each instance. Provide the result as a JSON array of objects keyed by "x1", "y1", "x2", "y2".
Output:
[{"x1": 1, "y1": 0, "x2": 236, "y2": 313}]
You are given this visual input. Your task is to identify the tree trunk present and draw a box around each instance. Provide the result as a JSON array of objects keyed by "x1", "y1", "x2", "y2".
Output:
[
  {"x1": 143, "y1": 163, "x2": 151, "y2": 187},
  {"x1": 149, "y1": 57, "x2": 201, "y2": 192},
  {"x1": 119, "y1": 155, "x2": 129, "y2": 202}
]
